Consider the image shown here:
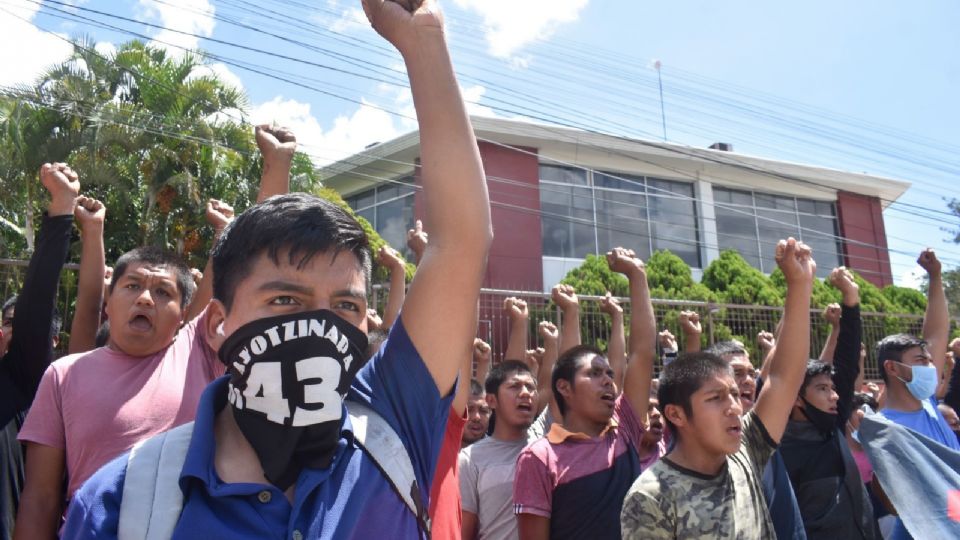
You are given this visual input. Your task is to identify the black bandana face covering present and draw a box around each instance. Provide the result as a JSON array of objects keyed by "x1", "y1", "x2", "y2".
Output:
[
  {"x1": 218, "y1": 310, "x2": 369, "y2": 490},
  {"x1": 800, "y1": 396, "x2": 838, "y2": 436}
]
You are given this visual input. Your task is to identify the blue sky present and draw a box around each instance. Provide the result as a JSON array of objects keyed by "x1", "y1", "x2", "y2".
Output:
[{"x1": 2, "y1": 0, "x2": 958, "y2": 287}]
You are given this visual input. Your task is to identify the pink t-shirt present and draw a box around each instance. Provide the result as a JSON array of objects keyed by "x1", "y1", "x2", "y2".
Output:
[{"x1": 19, "y1": 310, "x2": 224, "y2": 498}]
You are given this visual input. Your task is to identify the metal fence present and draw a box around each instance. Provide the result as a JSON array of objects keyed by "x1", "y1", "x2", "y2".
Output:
[
  {"x1": 0, "y1": 257, "x2": 941, "y2": 380},
  {"x1": 373, "y1": 285, "x2": 937, "y2": 381}
]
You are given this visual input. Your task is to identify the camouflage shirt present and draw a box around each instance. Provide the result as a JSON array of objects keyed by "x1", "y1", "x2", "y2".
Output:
[{"x1": 620, "y1": 411, "x2": 777, "y2": 540}]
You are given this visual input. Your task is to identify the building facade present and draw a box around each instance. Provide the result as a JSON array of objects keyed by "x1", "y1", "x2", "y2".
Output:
[{"x1": 321, "y1": 117, "x2": 909, "y2": 291}]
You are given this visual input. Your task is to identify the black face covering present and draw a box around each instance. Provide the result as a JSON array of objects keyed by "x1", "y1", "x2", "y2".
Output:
[
  {"x1": 218, "y1": 310, "x2": 369, "y2": 489},
  {"x1": 799, "y1": 395, "x2": 838, "y2": 436}
]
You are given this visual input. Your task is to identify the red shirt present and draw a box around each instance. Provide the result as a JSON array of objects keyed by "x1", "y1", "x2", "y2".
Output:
[{"x1": 429, "y1": 406, "x2": 467, "y2": 540}]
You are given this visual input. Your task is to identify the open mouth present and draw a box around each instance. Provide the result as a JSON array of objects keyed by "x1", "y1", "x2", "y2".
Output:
[
  {"x1": 727, "y1": 424, "x2": 742, "y2": 437},
  {"x1": 129, "y1": 314, "x2": 154, "y2": 332},
  {"x1": 600, "y1": 392, "x2": 616, "y2": 406},
  {"x1": 516, "y1": 402, "x2": 533, "y2": 414}
]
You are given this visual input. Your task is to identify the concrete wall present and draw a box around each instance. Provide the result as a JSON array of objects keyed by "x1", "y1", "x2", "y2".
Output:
[{"x1": 836, "y1": 191, "x2": 893, "y2": 287}]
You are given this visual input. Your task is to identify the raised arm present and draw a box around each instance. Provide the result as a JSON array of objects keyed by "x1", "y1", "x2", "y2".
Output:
[
  {"x1": 944, "y1": 339, "x2": 960, "y2": 411},
  {"x1": 918, "y1": 249, "x2": 949, "y2": 380},
  {"x1": 0, "y1": 164, "x2": 77, "y2": 425},
  {"x1": 828, "y1": 267, "x2": 862, "y2": 424},
  {"x1": 819, "y1": 303, "x2": 841, "y2": 363},
  {"x1": 68, "y1": 196, "x2": 106, "y2": 354},
  {"x1": 599, "y1": 292, "x2": 626, "y2": 389},
  {"x1": 938, "y1": 352, "x2": 955, "y2": 401},
  {"x1": 365, "y1": 0, "x2": 493, "y2": 394},
  {"x1": 254, "y1": 125, "x2": 296, "y2": 202},
  {"x1": 407, "y1": 219, "x2": 428, "y2": 265},
  {"x1": 503, "y1": 297, "x2": 530, "y2": 361},
  {"x1": 753, "y1": 238, "x2": 815, "y2": 443},
  {"x1": 184, "y1": 199, "x2": 234, "y2": 322},
  {"x1": 678, "y1": 310, "x2": 702, "y2": 353},
  {"x1": 536, "y1": 321, "x2": 559, "y2": 413},
  {"x1": 552, "y1": 284, "x2": 581, "y2": 354},
  {"x1": 378, "y1": 246, "x2": 407, "y2": 330},
  {"x1": 608, "y1": 247, "x2": 656, "y2": 419},
  {"x1": 757, "y1": 328, "x2": 778, "y2": 381}
]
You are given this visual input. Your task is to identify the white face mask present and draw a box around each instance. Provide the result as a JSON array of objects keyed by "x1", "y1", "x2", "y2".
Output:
[{"x1": 894, "y1": 362, "x2": 938, "y2": 402}]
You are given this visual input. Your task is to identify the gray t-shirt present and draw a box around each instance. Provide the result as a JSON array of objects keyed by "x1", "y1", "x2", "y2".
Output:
[
  {"x1": 459, "y1": 435, "x2": 533, "y2": 540},
  {"x1": 620, "y1": 410, "x2": 777, "y2": 540}
]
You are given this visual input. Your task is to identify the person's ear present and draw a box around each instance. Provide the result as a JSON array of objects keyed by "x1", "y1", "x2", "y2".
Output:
[
  {"x1": 204, "y1": 299, "x2": 229, "y2": 353},
  {"x1": 556, "y1": 378, "x2": 574, "y2": 403},
  {"x1": 883, "y1": 360, "x2": 899, "y2": 382},
  {"x1": 794, "y1": 395, "x2": 805, "y2": 411},
  {"x1": 663, "y1": 404, "x2": 687, "y2": 429},
  {"x1": 485, "y1": 392, "x2": 498, "y2": 411}
]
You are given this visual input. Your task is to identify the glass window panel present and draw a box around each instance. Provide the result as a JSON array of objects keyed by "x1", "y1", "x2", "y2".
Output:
[
  {"x1": 351, "y1": 190, "x2": 375, "y2": 210},
  {"x1": 714, "y1": 187, "x2": 753, "y2": 206},
  {"x1": 376, "y1": 194, "x2": 415, "y2": 258},
  {"x1": 800, "y1": 215, "x2": 841, "y2": 277},
  {"x1": 377, "y1": 184, "x2": 400, "y2": 201},
  {"x1": 649, "y1": 194, "x2": 701, "y2": 267},
  {"x1": 755, "y1": 193, "x2": 796, "y2": 211},
  {"x1": 796, "y1": 199, "x2": 817, "y2": 214},
  {"x1": 715, "y1": 205, "x2": 761, "y2": 269},
  {"x1": 757, "y1": 209, "x2": 800, "y2": 273},
  {"x1": 540, "y1": 185, "x2": 595, "y2": 257},
  {"x1": 594, "y1": 172, "x2": 645, "y2": 192},
  {"x1": 648, "y1": 178, "x2": 694, "y2": 198},
  {"x1": 540, "y1": 165, "x2": 588, "y2": 186},
  {"x1": 595, "y1": 189, "x2": 650, "y2": 259},
  {"x1": 815, "y1": 201, "x2": 835, "y2": 216},
  {"x1": 356, "y1": 208, "x2": 375, "y2": 227}
]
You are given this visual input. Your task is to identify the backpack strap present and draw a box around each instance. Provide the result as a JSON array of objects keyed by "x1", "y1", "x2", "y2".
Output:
[
  {"x1": 347, "y1": 400, "x2": 431, "y2": 539},
  {"x1": 118, "y1": 422, "x2": 194, "y2": 540}
]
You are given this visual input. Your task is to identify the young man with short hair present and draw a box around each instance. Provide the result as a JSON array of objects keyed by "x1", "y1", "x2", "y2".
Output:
[
  {"x1": 779, "y1": 267, "x2": 877, "y2": 539},
  {"x1": 621, "y1": 238, "x2": 816, "y2": 540},
  {"x1": 463, "y1": 379, "x2": 492, "y2": 447},
  {"x1": 874, "y1": 249, "x2": 953, "y2": 539},
  {"x1": 460, "y1": 361, "x2": 539, "y2": 540},
  {"x1": 60, "y1": 2, "x2": 491, "y2": 538},
  {"x1": 514, "y1": 247, "x2": 657, "y2": 540}
]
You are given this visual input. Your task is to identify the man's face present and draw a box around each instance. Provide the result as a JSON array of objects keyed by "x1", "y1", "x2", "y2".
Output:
[
  {"x1": 799, "y1": 373, "x2": 838, "y2": 414},
  {"x1": 206, "y1": 249, "x2": 368, "y2": 351},
  {"x1": 560, "y1": 354, "x2": 617, "y2": 426},
  {"x1": 938, "y1": 404, "x2": 960, "y2": 433},
  {"x1": 487, "y1": 371, "x2": 537, "y2": 430},
  {"x1": 463, "y1": 394, "x2": 491, "y2": 445},
  {"x1": 0, "y1": 306, "x2": 13, "y2": 354},
  {"x1": 105, "y1": 263, "x2": 184, "y2": 357},
  {"x1": 641, "y1": 398, "x2": 664, "y2": 445},
  {"x1": 668, "y1": 373, "x2": 743, "y2": 456},
  {"x1": 885, "y1": 346, "x2": 933, "y2": 388},
  {"x1": 726, "y1": 353, "x2": 757, "y2": 411}
]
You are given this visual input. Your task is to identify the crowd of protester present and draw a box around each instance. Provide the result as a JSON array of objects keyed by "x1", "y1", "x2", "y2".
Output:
[{"x1": 1, "y1": 1, "x2": 960, "y2": 539}]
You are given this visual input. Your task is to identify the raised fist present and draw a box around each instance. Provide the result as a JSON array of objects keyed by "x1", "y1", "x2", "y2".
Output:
[
  {"x1": 361, "y1": 0, "x2": 444, "y2": 56},
  {"x1": 190, "y1": 268, "x2": 204, "y2": 286},
  {"x1": 205, "y1": 199, "x2": 235, "y2": 231},
  {"x1": 473, "y1": 337, "x2": 491, "y2": 363},
  {"x1": 255, "y1": 124, "x2": 297, "y2": 161},
  {"x1": 823, "y1": 303, "x2": 841, "y2": 327},
  {"x1": 658, "y1": 329, "x2": 677, "y2": 351},
  {"x1": 757, "y1": 330, "x2": 776, "y2": 353},
  {"x1": 74, "y1": 196, "x2": 106, "y2": 231},
  {"x1": 40, "y1": 162, "x2": 80, "y2": 216},
  {"x1": 775, "y1": 238, "x2": 816, "y2": 285},
  {"x1": 599, "y1": 292, "x2": 623, "y2": 317},
  {"x1": 406, "y1": 220, "x2": 428, "y2": 261},
  {"x1": 606, "y1": 246, "x2": 645, "y2": 276},
  {"x1": 503, "y1": 297, "x2": 529, "y2": 322},
  {"x1": 551, "y1": 284, "x2": 579, "y2": 311},
  {"x1": 828, "y1": 267, "x2": 858, "y2": 293},
  {"x1": 377, "y1": 245, "x2": 405, "y2": 270},
  {"x1": 366, "y1": 309, "x2": 383, "y2": 332},
  {"x1": 679, "y1": 311, "x2": 702, "y2": 336},
  {"x1": 523, "y1": 348, "x2": 545, "y2": 373},
  {"x1": 950, "y1": 337, "x2": 960, "y2": 356},
  {"x1": 538, "y1": 321, "x2": 559, "y2": 342},
  {"x1": 917, "y1": 249, "x2": 941, "y2": 277}
]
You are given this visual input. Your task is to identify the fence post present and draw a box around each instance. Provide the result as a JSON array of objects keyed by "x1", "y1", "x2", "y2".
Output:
[{"x1": 707, "y1": 302, "x2": 716, "y2": 345}]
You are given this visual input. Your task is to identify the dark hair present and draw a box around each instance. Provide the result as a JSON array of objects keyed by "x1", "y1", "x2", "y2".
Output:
[
  {"x1": 852, "y1": 391, "x2": 878, "y2": 412},
  {"x1": 484, "y1": 360, "x2": 533, "y2": 397},
  {"x1": 1, "y1": 296, "x2": 16, "y2": 318},
  {"x1": 800, "y1": 359, "x2": 834, "y2": 395},
  {"x1": 876, "y1": 334, "x2": 927, "y2": 383},
  {"x1": 2, "y1": 295, "x2": 61, "y2": 336},
  {"x1": 110, "y1": 246, "x2": 195, "y2": 308},
  {"x1": 706, "y1": 340, "x2": 747, "y2": 359},
  {"x1": 551, "y1": 344, "x2": 605, "y2": 417},
  {"x1": 469, "y1": 378, "x2": 485, "y2": 397},
  {"x1": 95, "y1": 320, "x2": 111, "y2": 348},
  {"x1": 212, "y1": 193, "x2": 371, "y2": 311},
  {"x1": 658, "y1": 352, "x2": 732, "y2": 436}
]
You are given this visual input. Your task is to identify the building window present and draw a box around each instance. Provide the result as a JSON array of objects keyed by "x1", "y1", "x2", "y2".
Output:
[
  {"x1": 539, "y1": 165, "x2": 701, "y2": 267},
  {"x1": 713, "y1": 187, "x2": 840, "y2": 276},
  {"x1": 345, "y1": 175, "x2": 416, "y2": 258}
]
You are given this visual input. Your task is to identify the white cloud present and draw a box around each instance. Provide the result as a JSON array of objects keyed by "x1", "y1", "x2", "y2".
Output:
[
  {"x1": 0, "y1": 1, "x2": 73, "y2": 87},
  {"x1": 461, "y1": 84, "x2": 497, "y2": 118},
  {"x1": 898, "y1": 266, "x2": 925, "y2": 290},
  {"x1": 136, "y1": 0, "x2": 215, "y2": 54},
  {"x1": 452, "y1": 0, "x2": 588, "y2": 60},
  {"x1": 330, "y1": 8, "x2": 369, "y2": 33},
  {"x1": 187, "y1": 63, "x2": 245, "y2": 92},
  {"x1": 251, "y1": 96, "x2": 400, "y2": 167}
]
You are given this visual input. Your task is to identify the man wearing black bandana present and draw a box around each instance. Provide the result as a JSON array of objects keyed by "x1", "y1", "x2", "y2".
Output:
[
  {"x1": 778, "y1": 267, "x2": 879, "y2": 539},
  {"x1": 61, "y1": 0, "x2": 492, "y2": 538}
]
